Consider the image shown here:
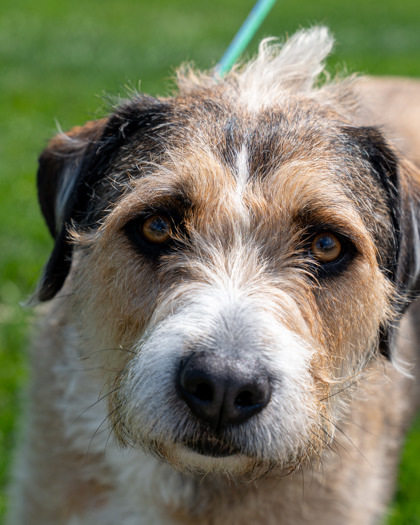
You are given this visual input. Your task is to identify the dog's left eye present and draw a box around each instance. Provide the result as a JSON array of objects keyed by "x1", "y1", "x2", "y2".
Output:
[
  {"x1": 310, "y1": 232, "x2": 342, "y2": 264},
  {"x1": 141, "y1": 215, "x2": 172, "y2": 244}
]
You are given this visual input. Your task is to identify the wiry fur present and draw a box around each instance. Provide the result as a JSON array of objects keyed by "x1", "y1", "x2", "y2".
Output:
[{"x1": 7, "y1": 28, "x2": 420, "y2": 525}]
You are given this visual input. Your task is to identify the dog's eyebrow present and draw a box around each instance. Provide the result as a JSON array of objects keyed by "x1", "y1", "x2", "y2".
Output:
[
  {"x1": 139, "y1": 190, "x2": 193, "y2": 215},
  {"x1": 293, "y1": 207, "x2": 370, "y2": 248},
  {"x1": 109, "y1": 185, "x2": 194, "y2": 227}
]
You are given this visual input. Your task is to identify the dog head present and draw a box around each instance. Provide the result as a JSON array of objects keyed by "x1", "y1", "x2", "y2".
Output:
[{"x1": 35, "y1": 28, "x2": 420, "y2": 477}]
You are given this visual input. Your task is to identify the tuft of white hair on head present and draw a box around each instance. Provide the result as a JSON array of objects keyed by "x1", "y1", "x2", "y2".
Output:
[
  {"x1": 175, "y1": 27, "x2": 334, "y2": 96},
  {"x1": 234, "y1": 26, "x2": 334, "y2": 111}
]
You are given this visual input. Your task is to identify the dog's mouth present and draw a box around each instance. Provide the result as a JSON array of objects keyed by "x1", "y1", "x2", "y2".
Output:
[{"x1": 183, "y1": 436, "x2": 240, "y2": 458}]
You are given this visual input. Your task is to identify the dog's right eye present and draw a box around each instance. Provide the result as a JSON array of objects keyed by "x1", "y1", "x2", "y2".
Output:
[
  {"x1": 305, "y1": 229, "x2": 356, "y2": 278},
  {"x1": 124, "y1": 213, "x2": 176, "y2": 256},
  {"x1": 310, "y1": 232, "x2": 342, "y2": 264},
  {"x1": 141, "y1": 215, "x2": 172, "y2": 245}
]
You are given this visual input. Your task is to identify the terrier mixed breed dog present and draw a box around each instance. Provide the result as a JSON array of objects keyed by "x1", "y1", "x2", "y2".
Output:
[{"x1": 7, "y1": 27, "x2": 420, "y2": 524}]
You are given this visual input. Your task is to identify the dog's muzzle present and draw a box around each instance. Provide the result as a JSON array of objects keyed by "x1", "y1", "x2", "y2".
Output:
[{"x1": 122, "y1": 296, "x2": 314, "y2": 465}]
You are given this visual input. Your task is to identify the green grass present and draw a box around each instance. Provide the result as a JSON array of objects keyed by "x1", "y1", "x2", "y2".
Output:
[{"x1": 0, "y1": 0, "x2": 419, "y2": 521}]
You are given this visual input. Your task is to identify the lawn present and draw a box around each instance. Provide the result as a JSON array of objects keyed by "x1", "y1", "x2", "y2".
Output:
[{"x1": 0, "y1": 0, "x2": 419, "y2": 522}]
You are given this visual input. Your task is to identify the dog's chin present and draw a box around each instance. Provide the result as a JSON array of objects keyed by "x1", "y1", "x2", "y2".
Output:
[
  {"x1": 164, "y1": 443, "x2": 253, "y2": 476},
  {"x1": 183, "y1": 436, "x2": 241, "y2": 458}
]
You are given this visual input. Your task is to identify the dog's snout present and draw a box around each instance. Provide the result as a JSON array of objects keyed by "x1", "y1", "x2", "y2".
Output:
[{"x1": 177, "y1": 353, "x2": 271, "y2": 429}]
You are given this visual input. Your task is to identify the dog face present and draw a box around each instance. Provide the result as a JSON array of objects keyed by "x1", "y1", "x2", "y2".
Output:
[{"x1": 35, "y1": 28, "x2": 420, "y2": 477}]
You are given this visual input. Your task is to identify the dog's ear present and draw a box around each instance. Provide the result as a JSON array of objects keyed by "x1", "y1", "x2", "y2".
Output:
[
  {"x1": 393, "y1": 160, "x2": 420, "y2": 297},
  {"x1": 38, "y1": 119, "x2": 109, "y2": 238},
  {"x1": 380, "y1": 156, "x2": 420, "y2": 360},
  {"x1": 342, "y1": 126, "x2": 420, "y2": 359},
  {"x1": 35, "y1": 118, "x2": 109, "y2": 302},
  {"x1": 35, "y1": 96, "x2": 171, "y2": 303}
]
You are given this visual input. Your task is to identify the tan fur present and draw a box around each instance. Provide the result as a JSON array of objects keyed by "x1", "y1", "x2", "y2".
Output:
[{"x1": 7, "y1": 29, "x2": 420, "y2": 525}]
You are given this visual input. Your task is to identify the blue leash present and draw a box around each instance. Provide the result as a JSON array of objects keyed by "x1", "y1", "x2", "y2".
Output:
[{"x1": 215, "y1": 0, "x2": 277, "y2": 76}]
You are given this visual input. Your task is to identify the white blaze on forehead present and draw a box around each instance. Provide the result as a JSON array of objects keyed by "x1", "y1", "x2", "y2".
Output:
[
  {"x1": 224, "y1": 143, "x2": 250, "y2": 225},
  {"x1": 235, "y1": 143, "x2": 249, "y2": 193},
  {"x1": 231, "y1": 144, "x2": 251, "y2": 224}
]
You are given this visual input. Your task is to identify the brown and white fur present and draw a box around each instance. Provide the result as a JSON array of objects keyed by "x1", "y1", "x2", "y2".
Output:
[{"x1": 7, "y1": 27, "x2": 420, "y2": 525}]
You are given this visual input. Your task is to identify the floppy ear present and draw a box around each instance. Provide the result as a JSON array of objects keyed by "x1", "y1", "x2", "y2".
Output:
[
  {"x1": 343, "y1": 126, "x2": 420, "y2": 359},
  {"x1": 383, "y1": 157, "x2": 420, "y2": 360},
  {"x1": 35, "y1": 119, "x2": 109, "y2": 302},
  {"x1": 35, "y1": 96, "x2": 172, "y2": 303},
  {"x1": 393, "y1": 159, "x2": 420, "y2": 298}
]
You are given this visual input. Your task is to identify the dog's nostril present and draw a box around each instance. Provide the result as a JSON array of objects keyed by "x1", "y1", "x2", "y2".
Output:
[
  {"x1": 177, "y1": 353, "x2": 271, "y2": 430},
  {"x1": 178, "y1": 366, "x2": 215, "y2": 402},
  {"x1": 235, "y1": 390, "x2": 255, "y2": 408},
  {"x1": 192, "y1": 382, "x2": 213, "y2": 402}
]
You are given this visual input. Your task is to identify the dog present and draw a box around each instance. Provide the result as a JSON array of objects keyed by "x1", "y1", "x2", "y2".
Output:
[{"x1": 7, "y1": 27, "x2": 420, "y2": 525}]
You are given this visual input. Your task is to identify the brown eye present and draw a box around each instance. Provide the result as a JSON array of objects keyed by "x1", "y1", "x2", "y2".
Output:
[
  {"x1": 141, "y1": 215, "x2": 172, "y2": 244},
  {"x1": 311, "y1": 232, "x2": 342, "y2": 263}
]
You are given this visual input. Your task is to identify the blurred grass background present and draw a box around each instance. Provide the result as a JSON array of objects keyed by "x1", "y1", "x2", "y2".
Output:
[{"x1": 0, "y1": 0, "x2": 419, "y2": 522}]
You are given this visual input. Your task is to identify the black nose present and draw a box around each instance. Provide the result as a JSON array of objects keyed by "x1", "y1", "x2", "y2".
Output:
[{"x1": 177, "y1": 353, "x2": 271, "y2": 430}]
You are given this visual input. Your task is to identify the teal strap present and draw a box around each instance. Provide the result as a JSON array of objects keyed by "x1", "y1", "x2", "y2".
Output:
[{"x1": 215, "y1": 0, "x2": 277, "y2": 76}]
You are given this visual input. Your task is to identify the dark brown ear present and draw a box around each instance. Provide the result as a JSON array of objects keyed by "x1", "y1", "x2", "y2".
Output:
[
  {"x1": 38, "y1": 119, "x2": 108, "y2": 239},
  {"x1": 35, "y1": 119, "x2": 109, "y2": 303},
  {"x1": 359, "y1": 136, "x2": 420, "y2": 309},
  {"x1": 35, "y1": 95, "x2": 172, "y2": 303},
  {"x1": 347, "y1": 127, "x2": 420, "y2": 359},
  {"x1": 393, "y1": 159, "x2": 420, "y2": 301},
  {"x1": 382, "y1": 158, "x2": 420, "y2": 361}
]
